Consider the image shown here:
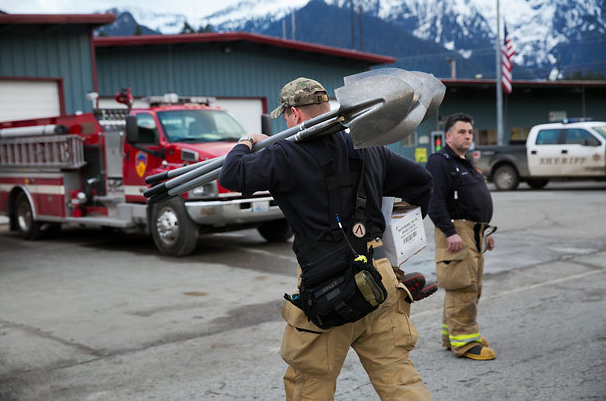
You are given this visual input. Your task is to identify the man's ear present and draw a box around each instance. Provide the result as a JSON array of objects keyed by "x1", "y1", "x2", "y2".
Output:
[{"x1": 291, "y1": 107, "x2": 302, "y2": 124}]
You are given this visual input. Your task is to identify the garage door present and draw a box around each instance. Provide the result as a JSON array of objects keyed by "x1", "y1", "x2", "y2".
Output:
[
  {"x1": 0, "y1": 80, "x2": 61, "y2": 122},
  {"x1": 212, "y1": 98, "x2": 263, "y2": 134}
]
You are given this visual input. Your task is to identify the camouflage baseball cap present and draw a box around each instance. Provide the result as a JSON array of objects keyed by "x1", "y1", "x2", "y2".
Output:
[{"x1": 269, "y1": 77, "x2": 329, "y2": 119}]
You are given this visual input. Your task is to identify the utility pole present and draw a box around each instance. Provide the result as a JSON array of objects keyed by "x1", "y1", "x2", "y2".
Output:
[
  {"x1": 358, "y1": 4, "x2": 363, "y2": 51},
  {"x1": 496, "y1": 0, "x2": 504, "y2": 146},
  {"x1": 282, "y1": 19, "x2": 286, "y2": 39},
  {"x1": 351, "y1": 0, "x2": 355, "y2": 49},
  {"x1": 447, "y1": 57, "x2": 456, "y2": 78},
  {"x1": 291, "y1": 10, "x2": 296, "y2": 40}
]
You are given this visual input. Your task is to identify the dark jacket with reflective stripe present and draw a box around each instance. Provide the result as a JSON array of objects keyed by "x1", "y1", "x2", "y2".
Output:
[
  {"x1": 426, "y1": 144, "x2": 493, "y2": 237},
  {"x1": 219, "y1": 131, "x2": 433, "y2": 244}
]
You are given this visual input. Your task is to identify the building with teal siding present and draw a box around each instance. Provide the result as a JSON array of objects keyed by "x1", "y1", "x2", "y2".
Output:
[{"x1": 0, "y1": 14, "x2": 115, "y2": 120}]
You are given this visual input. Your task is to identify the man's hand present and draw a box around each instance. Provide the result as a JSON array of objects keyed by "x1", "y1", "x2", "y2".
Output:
[
  {"x1": 446, "y1": 233, "x2": 463, "y2": 252},
  {"x1": 486, "y1": 235, "x2": 495, "y2": 251},
  {"x1": 249, "y1": 133, "x2": 269, "y2": 144},
  {"x1": 237, "y1": 133, "x2": 269, "y2": 150}
]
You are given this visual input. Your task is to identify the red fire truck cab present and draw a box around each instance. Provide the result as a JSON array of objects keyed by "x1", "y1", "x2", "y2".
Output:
[{"x1": 0, "y1": 95, "x2": 290, "y2": 256}]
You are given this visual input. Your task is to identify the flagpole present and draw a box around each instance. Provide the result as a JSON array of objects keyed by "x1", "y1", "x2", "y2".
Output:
[{"x1": 496, "y1": 0, "x2": 504, "y2": 146}]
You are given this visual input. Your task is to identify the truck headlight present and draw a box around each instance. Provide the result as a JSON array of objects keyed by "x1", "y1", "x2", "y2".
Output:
[{"x1": 188, "y1": 181, "x2": 218, "y2": 199}]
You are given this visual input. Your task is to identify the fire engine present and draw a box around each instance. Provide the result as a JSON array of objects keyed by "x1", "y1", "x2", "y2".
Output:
[{"x1": 0, "y1": 90, "x2": 290, "y2": 256}]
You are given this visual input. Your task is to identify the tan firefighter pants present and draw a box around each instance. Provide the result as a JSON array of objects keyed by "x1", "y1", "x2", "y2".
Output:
[
  {"x1": 280, "y1": 239, "x2": 433, "y2": 401},
  {"x1": 435, "y1": 220, "x2": 486, "y2": 357}
]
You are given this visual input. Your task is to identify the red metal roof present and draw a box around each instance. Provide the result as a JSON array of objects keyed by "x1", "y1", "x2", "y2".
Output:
[
  {"x1": 0, "y1": 14, "x2": 115, "y2": 26},
  {"x1": 94, "y1": 32, "x2": 395, "y2": 65}
]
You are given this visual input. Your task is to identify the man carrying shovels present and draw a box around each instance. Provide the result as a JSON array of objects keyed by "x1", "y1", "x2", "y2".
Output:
[{"x1": 219, "y1": 77, "x2": 434, "y2": 400}]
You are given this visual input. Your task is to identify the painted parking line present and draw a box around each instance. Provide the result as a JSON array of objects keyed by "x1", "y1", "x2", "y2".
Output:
[{"x1": 412, "y1": 268, "x2": 604, "y2": 318}]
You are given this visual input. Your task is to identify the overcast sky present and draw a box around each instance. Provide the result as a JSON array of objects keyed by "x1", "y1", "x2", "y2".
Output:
[{"x1": 0, "y1": 0, "x2": 242, "y2": 19}]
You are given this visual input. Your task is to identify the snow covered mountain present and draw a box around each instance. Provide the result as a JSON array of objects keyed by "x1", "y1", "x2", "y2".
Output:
[
  {"x1": 96, "y1": 0, "x2": 606, "y2": 80},
  {"x1": 96, "y1": 7, "x2": 187, "y2": 35}
]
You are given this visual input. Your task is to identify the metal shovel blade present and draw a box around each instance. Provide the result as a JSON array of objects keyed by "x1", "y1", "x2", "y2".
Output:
[
  {"x1": 359, "y1": 71, "x2": 446, "y2": 147},
  {"x1": 411, "y1": 71, "x2": 446, "y2": 122},
  {"x1": 356, "y1": 102, "x2": 426, "y2": 148},
  {"x1": 345, "y1": 68, "x2": 429, "y2": 109},
  {"x1": 335, "y1": 74, "x2": 414, "y2": 149},
  {"x1": 343, "y1": 68, "x2": 432, "y2": 147},
  {"x1": 346, "y1": 68, "x2": 443, "y2": 117}
]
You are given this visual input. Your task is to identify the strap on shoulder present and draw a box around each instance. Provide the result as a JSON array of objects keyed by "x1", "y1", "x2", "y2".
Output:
[{"x1": 295, "y1": 134, "x2": 368, "y2": 254}]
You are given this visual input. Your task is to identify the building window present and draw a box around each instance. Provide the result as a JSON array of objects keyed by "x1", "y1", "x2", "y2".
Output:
[
  {"x1": 510, "y1": 127, "x2": 531, "y2": 144},
  {"x1": 476, "y1": 129, "x2": 497, "y2": 145}
]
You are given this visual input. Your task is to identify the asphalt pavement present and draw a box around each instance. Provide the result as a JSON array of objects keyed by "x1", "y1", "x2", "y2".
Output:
[{"x1": 0, "y1": 182, "x2": 605, "y2": 400}]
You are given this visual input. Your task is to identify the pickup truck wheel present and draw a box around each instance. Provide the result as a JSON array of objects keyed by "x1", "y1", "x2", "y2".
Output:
[
  {"x1": 150, "y1": 198, "x2": 199, "y2": 256},
  {"x1": 258, "y1": 219, "x2": 293, "y2": 242},
  {"x1": 526, "y1": 179, "x2": 549, "y2": 190},
  {"x1": 14, "y1": 192, "x2": 43, "y2": 240},
  {"x1": 493, "y1": 164, "x2": 520, "y2": 191}
]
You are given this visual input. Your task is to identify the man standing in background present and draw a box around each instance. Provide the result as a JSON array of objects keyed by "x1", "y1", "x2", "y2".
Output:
[{"x1": 425, "y1": 112, "x2": 497, "y2": 361}]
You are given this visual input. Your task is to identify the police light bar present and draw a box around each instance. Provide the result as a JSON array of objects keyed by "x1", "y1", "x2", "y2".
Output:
[
  {"x1": 144, "y1": 94, "x2": 217, "y2": 106},
  {"x1": 561, "y1": 117, "x2": 593, "y2": 124}
]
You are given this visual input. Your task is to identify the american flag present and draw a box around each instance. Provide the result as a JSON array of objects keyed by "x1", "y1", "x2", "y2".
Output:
[{"x1": 502, "y1": 23, "x2": 515, "y2": 94}]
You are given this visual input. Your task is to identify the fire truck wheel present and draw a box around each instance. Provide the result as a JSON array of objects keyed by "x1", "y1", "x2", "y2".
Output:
[
  {"x1": 257, "y1": 219, "x2": 293, "y2": 242},
  {"x1": 150, "y1": 198, "x2": 199, "y2": 256},
  {"x1": 14, "y1": 192, "x2": 43, "y2": 240}
]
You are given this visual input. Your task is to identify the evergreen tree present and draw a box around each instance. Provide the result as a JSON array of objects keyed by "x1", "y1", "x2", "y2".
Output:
[
  {"x1": 180, "y1": 22, "x2": 195, "y2": 34},
  {"x1": 563, "y1": 70, "x2": 606, "y2": 81},
  {"x1": 134, "y1": 24, "x2": 142, "y2": 36},
  {"x1": 197, "y1": 24, "x2": 214, "y2": 33}
]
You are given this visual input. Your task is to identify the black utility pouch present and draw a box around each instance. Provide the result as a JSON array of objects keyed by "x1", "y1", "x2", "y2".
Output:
[{"x1": 286, "y1": 244, "x2": 387, "y2": 330}]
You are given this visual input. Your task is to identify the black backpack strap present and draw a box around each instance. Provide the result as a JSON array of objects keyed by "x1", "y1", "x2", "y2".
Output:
[
  {"x1": 323, "y1": 160, "x2": 359, "y2": 242},
  {"x1": 296, "y1": 135, "x2": 368, "y2": 251},
  {"x1": 348, "y1": 156, "x2": 368, "y2": 254}
]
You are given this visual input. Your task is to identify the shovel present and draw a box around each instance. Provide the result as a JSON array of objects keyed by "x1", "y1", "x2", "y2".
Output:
[
  {"x1": 412, "y1": 71, "x2": 446, "y2": 122},
  {"x1": 346, "y1": 68, "x2": 445, "y2": 122},
  {"x1": 144, "y1": 73, "x2": 414, "y2": 202},
  {"x1": 343, "y1": 68, "x2": 445, "y2": 148}
]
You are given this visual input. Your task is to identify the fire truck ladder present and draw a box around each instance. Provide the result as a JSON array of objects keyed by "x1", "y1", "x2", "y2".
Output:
[{"x1": 0, "y1": 135, "x2": 86, "y2": 170}]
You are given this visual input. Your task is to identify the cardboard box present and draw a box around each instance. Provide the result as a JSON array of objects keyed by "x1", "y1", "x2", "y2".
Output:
[{"x1": 381, "y1": 197, "x2": 427, "y2": 267}]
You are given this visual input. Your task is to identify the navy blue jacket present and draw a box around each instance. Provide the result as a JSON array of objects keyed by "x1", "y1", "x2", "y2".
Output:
[
  {"x1": 219, "y1": 131, "x2": 433, "y2": 243},
  {"x1": 425, "y1": 144, "x2": 493, "y2": 237}
]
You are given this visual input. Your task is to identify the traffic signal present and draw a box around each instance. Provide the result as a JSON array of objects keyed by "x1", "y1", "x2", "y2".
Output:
[{"x1": 431, "y1": 131, "x2": 445, "y2": 153}]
